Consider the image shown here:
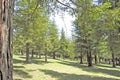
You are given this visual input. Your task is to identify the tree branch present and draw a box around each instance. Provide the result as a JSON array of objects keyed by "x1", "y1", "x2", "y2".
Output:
[
  {"x1": 69, "y1": 0, "x2": 81, "y2": 8},
  {"x1": 56, "y1": 0, "x2": 75, "y2": 10}
]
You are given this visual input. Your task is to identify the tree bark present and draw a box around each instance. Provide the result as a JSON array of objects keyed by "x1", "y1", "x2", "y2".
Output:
[
  {"x1": 0, "y1": 21, "x2": 8, "y2": 80},
  {"x1": 0, "y1": 0, "x2": 14, "y2": 80}
]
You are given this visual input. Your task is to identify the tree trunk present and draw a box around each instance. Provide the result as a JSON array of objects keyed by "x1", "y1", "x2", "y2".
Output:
[
  {"x1": 45, "y1": 52, "x2": 47, "y2": 62},
  {"x1": 118, "y1": 58, "x2": 120, "y2": 66},
  {"x1": 115, "y1": 58, "x2": 118, "y2": 65},
  {"x1": 31, "y1": 49, "x2": 34, "y2": 58},
  {"x1": 80, "y1": 53, "x2": 83, "y2": 64},
  {"x1": 87, "y1": 50, "x2": 92, "y2": 67},
  {"x1": 53, "y1": 52, "x2": 56, "y2": 59},
  {"x1": 38, "y1": 47, "x2": 41, "y2": 59},
  {"x1": 112, "y1": 53, "x2": 116, "y2": 67},
  {"x1": 111, "y1": 47, "x2": 116, "y2": 67},
  {"x1": 0, "y1": 0, "x2": 14, "y2": 80},
  {"x1": 94, "y1": 54, "x2": 97, "y2": 64},
  {"x1": 26, "y1": 43, "x2": 30, "y2": 63},
  {"x1": 86, "y1": 39, "x2": 92, "y2": 67},
  {"x1": 0, "y1": 22, "x2": 8, "y2": 80}
]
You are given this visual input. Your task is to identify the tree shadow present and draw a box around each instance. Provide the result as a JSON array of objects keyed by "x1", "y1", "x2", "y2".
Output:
[
  {"x1": 19, "y1": 56, "x2": 26, "y2": 59},
  {"x1": 58, "y1": 61, "x2": 88, "y2": 68},
  {"x1": 14, "y1": 69, "x2": 32, "y2": 78},
  {"x1": 14, "y1": 56, "x2": 52, "y2": 65},
  {"x1": 26, "y1": 69, "x2": 37, "y2": 72},
  {"x1": 13, "y1": 58, "x2": 25, "y2": 64},
  {"x1": 81, "y1": 66, "x2": 120, "y2": 78},
  {"x1": 97, "y1": 64, "x2": 113, "y2": 68},
  {"x1": 40, "y1": 69, "x2": 119, "y2": 80},
  {"x1": 13, "y1": 65, "x2": 25, "y2": 69},
  {"x1": 13, "y1": 79, "x2": 22, "y2": 80},
  {"x1": 58, "y1": 61, "x2": 120, "y2": 78},
  {"x1": 30, "y1": 59, "x2": 52, "y2": 64}
]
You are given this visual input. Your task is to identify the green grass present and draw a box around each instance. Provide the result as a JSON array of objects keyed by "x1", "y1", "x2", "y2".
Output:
[{"x1": 13, "y1": 54, "x2": 120, "y2": 80}]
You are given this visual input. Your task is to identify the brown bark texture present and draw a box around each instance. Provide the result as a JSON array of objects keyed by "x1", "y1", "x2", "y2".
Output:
[{"x1": 0, "y1": 0, "x2": 14, "y2": 80}]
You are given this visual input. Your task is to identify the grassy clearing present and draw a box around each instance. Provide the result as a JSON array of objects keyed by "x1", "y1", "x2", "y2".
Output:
[{"x1": 13, "y1": 54, "x2": 120, "y2": 80}]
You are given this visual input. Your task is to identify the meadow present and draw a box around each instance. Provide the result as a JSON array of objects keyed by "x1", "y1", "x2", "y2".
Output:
[{"x1": 13, "y1": 55, "x2": 120, "y2": 80}]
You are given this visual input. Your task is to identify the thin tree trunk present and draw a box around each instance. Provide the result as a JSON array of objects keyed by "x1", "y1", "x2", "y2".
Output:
[
  {"x1": 111, "y1": 47, "x2": 116, "y2": 67},
  {"x1": 31, "y1": 49, "x2": 34, "y2": 58},
  {"x1": 53, "y1": 52, "x2": 56, "y2": 59},
  {"x1": 95, "y1": 54, "x2": 97, "y2": 64},
  {"x1": 87, "y1": 50, "x2": 92, "y2": 67},
  {"x1": 87, "y1": 40, "x2": 92, "y2": 67},
  {"x1": 112, "y1": 53, "x2": 116, "y2": 67},
  {"x1": 38, "y1": 47, "x2": 41, "y2": 59},
  {"x1": 45, "y1": 52, "x2": 47, "y2": 62},
  {"x1": 80, "y1": 53, "x2": 83, "y2": 64},
  {"x1": 26, "y1": 43, "x2": 30, "y2": 63},
  {"x1": 119, "y1": 58, "x2": 120, "y2": 66}
]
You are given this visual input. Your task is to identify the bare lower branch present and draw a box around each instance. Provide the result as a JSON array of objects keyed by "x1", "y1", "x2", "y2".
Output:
[{"x1": 56, "y1": 0, "x2": 75, "y2": 10}]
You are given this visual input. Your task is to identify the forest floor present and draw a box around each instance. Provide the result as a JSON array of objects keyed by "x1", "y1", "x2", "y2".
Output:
[{"x1": 13, "y1": 54, "x2": 120, "y2": 80}]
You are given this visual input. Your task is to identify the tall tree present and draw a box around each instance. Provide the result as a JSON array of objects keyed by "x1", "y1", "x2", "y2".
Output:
[
  {"x1": 48, "y1": 23, "x2": 59, "y2": 59},
  {"x1": 60, "y1": 28, "x2": 68, "y2": 59},
  {"x1": 13, "y1": 0, "x2": 49, "y2": 63},
  {"x1": 0, "y1": 0, "x2": 14, "y2": 80}
]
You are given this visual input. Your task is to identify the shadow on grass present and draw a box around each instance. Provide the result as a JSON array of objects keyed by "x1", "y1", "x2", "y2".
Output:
[
  {"x1": 40, "y1": 69, "x2": 118, "y2": 80},
  {"x1": 14, "y1": 69, "x2": 32, "y2": 78},
  {"x1": 14, "y1": 56, "x2": 52, "y2": 65},
  {"x1": 26, "y1": 69, "x2": 37, "y2": 72},
  {"x1": 58, "y1": 61, "x2": 120, "y2": 78},
  {"x1": 58, "y1": 61, "x2": 88, "y2": 68},
  {"x1": 19, "y1": 56, "x2": 26, "y2": 59},
  {"x1": 13, "y1": 58, "x2": 26, "y2": 64},
  {"x1": 31, "y1": 59, "x2": 52, "y2": 64},
  {"x1": 97, "y1": 64, "x2": 114, "y2": 68},
  {"x1": 13, "y1": 65, "x2": 25, "y2": 68},
  {"x1": 13, "y1": 79, "x2": 22, "y2": 80},
  {"x1": 82, "y1": 66, "x2": 120, "y2": 78}
]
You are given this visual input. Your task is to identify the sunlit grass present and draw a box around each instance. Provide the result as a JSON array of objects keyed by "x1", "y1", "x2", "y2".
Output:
[{"x1": 13, "y1": 54, "x2": 120, "y2": 80}]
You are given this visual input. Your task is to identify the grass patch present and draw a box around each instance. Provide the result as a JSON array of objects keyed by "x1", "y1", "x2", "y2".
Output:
[{"x1": 13, "y1": 54, "x2": 120, "y2": 80}]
